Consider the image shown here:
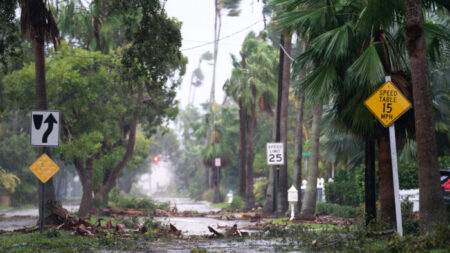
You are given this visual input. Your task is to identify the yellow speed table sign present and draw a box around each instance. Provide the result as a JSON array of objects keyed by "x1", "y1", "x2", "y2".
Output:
[
  {"x1": 364, "y1": 81, "x2": 412, "y2": 127},
  {"x1": 29, "y1": 153, "x2": 60, "y2": 183}
]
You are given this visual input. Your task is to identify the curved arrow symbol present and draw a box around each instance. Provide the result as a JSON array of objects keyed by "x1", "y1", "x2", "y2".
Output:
[{"x1": 43, "y1": 114, "x2": 58, "y2": 143}]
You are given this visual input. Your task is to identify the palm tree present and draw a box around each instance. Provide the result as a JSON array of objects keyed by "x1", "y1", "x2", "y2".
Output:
[
  {"x1": 19, "y1": 0, "x2": 59, "y2": 224},
  {"x1": 403, "y1": 0, "x2": 448, "y2": 234},
  {"x1": 188, "y1": 51, "x2": 213, "y2": 105},
  {"x1": 224, "y1": 32, "x2": 277, "y2": 209}
]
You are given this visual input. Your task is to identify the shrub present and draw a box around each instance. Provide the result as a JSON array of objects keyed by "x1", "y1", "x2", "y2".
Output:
[
  {"x1": 316, "y1": 202, "x2": 361, "y2": 218},
  {"x1": 254, "y1": 179, "x2": 268, "y2": 207},
  {"x1": 229, "y1": 195, "x2": 244, "y2": 210},
  {"x1": 325, "y1": 169, "x2": 361, "y2": 206},
  {"x1": 401, "y1": 198, "x2": 419, "y2": 236},
  {"x1": 202, "y1": 189, "x2": 215, "y2": 202},
  {"x1": 108, "y1": 186, "x2": 169, "y2": 211},
  {"x1": 188, "y1": 182, "x2": 203, "y2": 200}
]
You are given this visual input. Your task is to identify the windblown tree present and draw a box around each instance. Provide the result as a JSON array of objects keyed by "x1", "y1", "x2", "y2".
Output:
[
  {"x1": 7, "y1": 0, "x2": 185, "y2": 216},
  {"x1": 188, "y1": 51, "x2": 213, "y2": 105},
  {"x1": 275, "y1": 0, "x2": 449, "y2": 227}
]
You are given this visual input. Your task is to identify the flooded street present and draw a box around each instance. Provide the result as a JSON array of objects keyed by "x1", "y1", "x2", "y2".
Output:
[{"x1": 0, "y1": 161, "x2": 298, "y2": 252}]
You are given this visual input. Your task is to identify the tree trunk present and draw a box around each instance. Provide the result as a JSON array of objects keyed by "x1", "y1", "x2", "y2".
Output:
[
  {"x1": 300, "y1": 103, "x2": 322, "y2": 217},
  {"x1": 212, "y1": 166, "x2": 221, "y2": 203},
  {"x1": 263, "y1": 115, "x2": 277, "y2": 213},
  {"x1": 378, "y1": 133, "x2": 395, "y2": 225},
  {"x1": 94, "y1": 87, "x2": 143, "y2": 202},
  {"x1": 294, "y1": 91, "x2": 305, "y2": 213},
  {"x1": 76, "y1": 158, "x2": 94, "y2": 217},
  {"x1": 34, "y1": 34, "x2": 57, "y2": 224},
  {"x1": 278, "y1": 34, "x2": 291, "y2": 214},
  {"x1": 294, "y1": 37, "x2": 307, "y2": 213},
  {"x1": 245, "y1": 85, "x2": 257, "y2": 210},
  {"x1": 364, "y1": 136, "x2": 377, "y2": 225},
  {"x1": 238, "y1": 101, "x2": 248, "y2": 197},
  {"x1": 403, "y1": 0, "x2": 448, "y2": 234}
]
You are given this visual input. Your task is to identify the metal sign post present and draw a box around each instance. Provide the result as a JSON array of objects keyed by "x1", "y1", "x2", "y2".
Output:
[
  {"x1": 389, "y1": 122, "x2": 403, "y2": 236},
  {"x1": 215, "y1": 158, "x2": 221, "y2": 191},
  {"x1": 29, "y1": 135, "x2": 61, "y2": 234},
  {"x1": 40, "y1": 182, "x2": 45, "y2": 234},
  {"x1": 364, "y1": 76, "x2": 410, "y2": 236},
  {"x1": 267, "y1": 143, "x2": 284, "y2": 217},
  {"x1": 385, "y1": 77, "x2": 403, "y2": 236}
]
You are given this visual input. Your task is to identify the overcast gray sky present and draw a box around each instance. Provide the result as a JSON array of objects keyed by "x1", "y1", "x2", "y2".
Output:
[{"x1": 165, "y1": 0, "x2": 265, "y2": 109}]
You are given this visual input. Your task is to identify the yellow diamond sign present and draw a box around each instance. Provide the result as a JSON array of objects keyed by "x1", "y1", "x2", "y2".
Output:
[
  {"x1": 364, "y1": 81, "x2": 412, "y2": 127},
  {"x1": 29, "y1": 154, "x2": 60, "y2": 183}
]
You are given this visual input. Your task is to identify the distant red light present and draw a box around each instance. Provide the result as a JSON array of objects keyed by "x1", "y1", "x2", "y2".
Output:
[{"x1": 153, "y1": 155, "x2": 159, "y2": 163}]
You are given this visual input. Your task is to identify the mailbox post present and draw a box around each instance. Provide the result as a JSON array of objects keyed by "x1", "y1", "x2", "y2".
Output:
[
  {"x1": 227, "y1": 189, "x2": 234, "y2": 204},
  {"x1": 288, "y1": 185, "x2": 298, "y2": 220}
]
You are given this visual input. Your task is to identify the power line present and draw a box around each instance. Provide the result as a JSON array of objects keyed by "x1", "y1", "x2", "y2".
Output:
[{"x1": 181, "y1": 19, "x2": 263, "y2": 52}]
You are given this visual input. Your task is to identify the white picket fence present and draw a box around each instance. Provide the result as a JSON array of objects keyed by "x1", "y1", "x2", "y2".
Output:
[
  {"x1": 301, "y1": 178, "x2": 326, "y2": 202},
  {"x1": 399, "y1": 189, "x2": 419, "y2": 212}
]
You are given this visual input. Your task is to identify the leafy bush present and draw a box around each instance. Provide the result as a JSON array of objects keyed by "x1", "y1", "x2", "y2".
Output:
[
  {"x1": 229, "y1": 195, "x2": 244, "y2": 210},
  {"x1": 254, "y1": 179, "x2": 268, "y2": 207},
  {"x1": 108, "y1": 186, "x2": 169, "y2": 211},
  {"x1": 188, "y1": 182, "x2": 203, "y2": 200},
  {"x1": 202, "y1": 189, "x2": 215, "y2": 202},
  {"x1": 401, "y1": 198, "x2": 419, "y2": 236},
  {"x1": 316, "y1": 202, "x2": 361, "y2": 218},
  {"x1": 325, "y1": 169, "x2": 361, "y2": 206},
  {"x1": 0, "y1": 167, "x2": 20, "y2": 194}
]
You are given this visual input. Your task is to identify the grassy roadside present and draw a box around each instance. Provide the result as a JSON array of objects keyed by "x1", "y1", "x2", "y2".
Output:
[
  {"x1": 210, "y1": 203, "x2": 229, "y2": 209},
  {"x1": 0, "y1": 230, "x2": 154, "y2": 253}
]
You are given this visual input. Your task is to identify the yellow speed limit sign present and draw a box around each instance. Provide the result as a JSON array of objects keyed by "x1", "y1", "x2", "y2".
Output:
[{"x1": 364, "y1": 81, "x2": 412, "y2": 127}]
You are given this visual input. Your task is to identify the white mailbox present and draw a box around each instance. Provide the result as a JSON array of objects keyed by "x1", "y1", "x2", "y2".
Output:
[{"x1": 288, "y1": 185, "x2": 298, "y2": 202}]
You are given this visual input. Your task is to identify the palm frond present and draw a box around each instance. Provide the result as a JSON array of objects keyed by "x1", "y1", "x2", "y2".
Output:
[{"x1": 345, "y1": 42, "x2": 385, "y2": 91}]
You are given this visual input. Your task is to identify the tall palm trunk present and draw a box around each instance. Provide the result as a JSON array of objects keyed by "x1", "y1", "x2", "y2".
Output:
[
  {"x1": 364, "y1": 136, "x2": 376, "y2": 225},
  {"x1": 278, "y1": 34, "x2": 291, "y2": 214},
  {"x1": 34, "y1": 33, "x2": 57, "y2": 223},
  {"x1": 377, "y1": 133, "x2": 395, "y2": 225},
  {"x1": 238, "y1": 53, "x2": 248, "y2": 197},
  {"x1": 294, "y1": 91, "x2": 305, "y2": 213},
  {"x1": 210, "y1": 0, "x2": 221, "y2": 104},
  {"x1": 300, "y1": 103, "x2": 322, "y2": 217},
  {"x1": 245, "y1": 85, "x2": 257, "y2": 209},
  {"x1": 238, "y1": 102, "x2": 248, "y2": 197},
  {"x1": 294, "y1": 38, "x2": 307, "y2": 213},
  {"x1": 263, "y1": 116, "x2": 277, "y2": 213},
  {"x1": 403, "y1": 0, "x2": 448, "y2": 234}
]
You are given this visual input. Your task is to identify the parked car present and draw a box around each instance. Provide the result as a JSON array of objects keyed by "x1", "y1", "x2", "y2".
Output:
[{"x1": 440, "y1": 169, "x2": 450, "y2": 205}]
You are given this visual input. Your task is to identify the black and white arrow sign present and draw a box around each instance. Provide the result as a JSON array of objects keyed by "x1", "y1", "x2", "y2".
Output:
[{"x1": 31, "y1": 111, "x2": 60, "y2": 146}]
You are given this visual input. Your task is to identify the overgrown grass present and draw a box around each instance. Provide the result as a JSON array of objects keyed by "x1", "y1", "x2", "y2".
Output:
[
  {"x1": 0, "y1": 206, "x2": 10, "y2": 210},
  {"x1": 0, "y1": 216, "x2": 170, "y2": 252},
  {"x1": 210, "y1": 203, "x2": 229, "y2": 209},
  {"x1": 0, "y1": 230, "x2": 148, "y2": 253}
]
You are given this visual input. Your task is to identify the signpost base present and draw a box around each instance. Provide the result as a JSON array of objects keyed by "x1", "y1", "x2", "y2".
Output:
[
  {"x1": 389, "y1": 124, "x2": 403, "y2": 236},
  {"x1": 40, "y1": 182, "x2": 45, "y2": 234}
]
